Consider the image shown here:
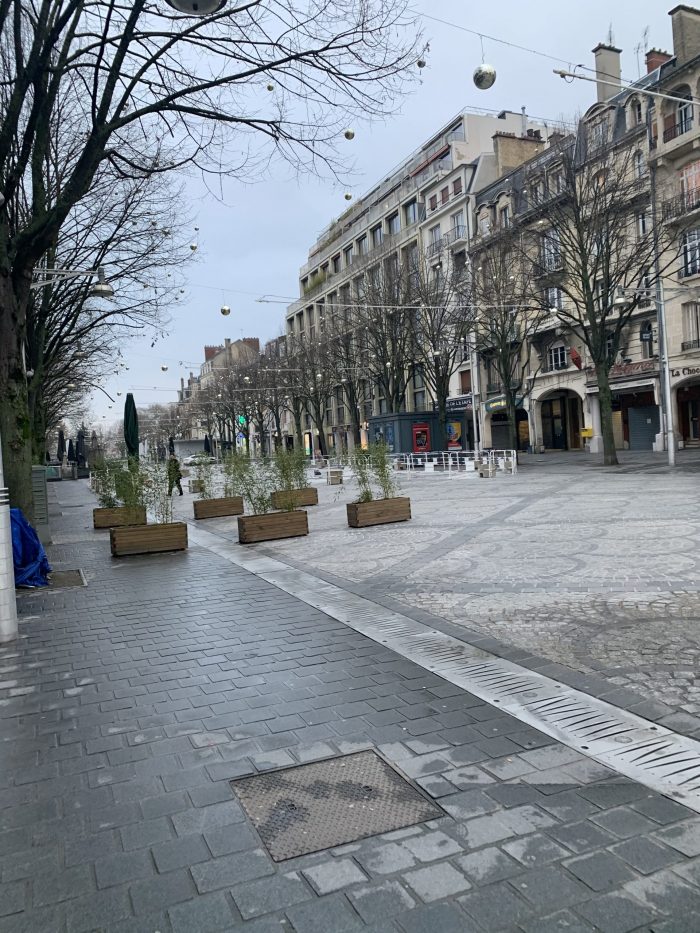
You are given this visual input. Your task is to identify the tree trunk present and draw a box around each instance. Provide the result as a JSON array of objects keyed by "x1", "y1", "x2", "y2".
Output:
[
  {"x1": 436, "y1": 400, "x2": 447, "y2": 451},
  {"x1": 0, "y1": 278, "x2": 33, "y2": 516},
  {"x1": 595, "y1": 363, "x2": 619, "y2": 466},
  {"x1": 506, "y1": 396, "x2": 518, "y2": 453},
  {"x1": 30, "y1": 390, "x2": 47, "y2": 465},
  {"x1": 312, "y1": 403, "x2": 327, "y2": 456}
]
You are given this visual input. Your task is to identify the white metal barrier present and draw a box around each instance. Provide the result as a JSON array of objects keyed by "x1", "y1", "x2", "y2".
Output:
[{"x1": 392, "y1": 449, "x2": 517, "y2": 477}]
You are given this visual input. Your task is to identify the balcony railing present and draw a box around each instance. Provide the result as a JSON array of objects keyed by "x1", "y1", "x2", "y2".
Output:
[
  {"x1": 663, "y1": 118, "x2": 693, "y2": 143},
  {"x1": 541, "y1": 360, "x2": 569, "y2": 373},
  {"x1": 486, "y1": 382, "x2": 502, "y2": 394},
  {"x1": 662, "y1": 188, "x2": 700, "y2": 221},
  {"x1": 444, "y1": 224, "x2": 467, "y2": 247},
  {"x1": 535, "y1": 254, "x2": 564, "y2": 276},
  {"x1": 682, "y1": 338, "x2": 700, "y2": 351},
  {"x1": 426, "y1": 239, "x2": 444, "y2": 258}
]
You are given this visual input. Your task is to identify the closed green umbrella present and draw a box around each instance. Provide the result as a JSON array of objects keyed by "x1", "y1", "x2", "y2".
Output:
[
  {"x1": 57, "y1": 429, "x2": 66, "y2": 461},
  {"x1": 124, "y1": 393, "x2": 139, "y2": 460}
]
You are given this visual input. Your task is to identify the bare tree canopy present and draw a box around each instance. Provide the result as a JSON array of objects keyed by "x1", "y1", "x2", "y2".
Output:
[{"x1": 0, "y1": 0, "x2": 421, "y2": 515}]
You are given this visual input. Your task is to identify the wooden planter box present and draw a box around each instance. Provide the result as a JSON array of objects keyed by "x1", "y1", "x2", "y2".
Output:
[
  {"x1": 270, "y1": 487, "x2": 318, "y2": 510},
  {"x1": 346, "y1": 497, "x2": 411, "y2": 528},
  {"x1": 193, "y1": 496, "x2": 244, "y2": 520},
  {"x1": 93, "y1": 506, "x2": 147, "y2": 529},
  {"x1": 110, "y1": 522, "x2": 188, "y2": 557},
  {"x1": 237, "y1": 510, "x2": 308, "y2": 544}
]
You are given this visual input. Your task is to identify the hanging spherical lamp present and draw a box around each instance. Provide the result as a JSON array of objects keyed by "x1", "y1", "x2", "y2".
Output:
[
  {"x1": 189, "y1": 243, "x2": 197, "y2": 252},
  {"x1": 165, "y1": 0, "x2": 226, "y2": 15},
  {"x1": 417, "y1": 58, "x2": 426, "y2": 69},
  {"x1": 473, "y1": 64, "x2": 497, "y2": 90},
  {"x1": 344, "y1": 193, "x2": 352, "y2": 201},
  {"x1": 343, "y1": 129, "x2": 355, "y2": 140},
  {"x1": 266, "y1": 83, "x2": 274, "y2": 92},
  {"x1": 161, "y1": 364, "x2": 169, "y2": 372},
  {"x1": 220, "y1": 305, "x2": 231, "y2": 316}
]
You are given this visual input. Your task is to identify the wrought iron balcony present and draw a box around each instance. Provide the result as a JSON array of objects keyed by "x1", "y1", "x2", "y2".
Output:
[
  {"x1": 662, "y1": 188, "x2": 700, "y2": 222},
  {"x1": 682, "y1": 338, "x2": 700, "y2": 351},
  {"x1": 444, "y1": 224, "x2": 468, "y2": 247},
  {"x1": 663, "y1": 118, "x2": 693, "y2": 143},
  {"x1": 426, "y1": 239, "x2": 444, "y2": 258},
  {"x1": 535, "y1": 254, "x2": 564, "y2": 276}
]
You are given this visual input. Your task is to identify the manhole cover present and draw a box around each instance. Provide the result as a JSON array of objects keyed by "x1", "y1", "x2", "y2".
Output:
[
  {"x1": 231, "y1": 750, "x2": 443, "y2": 861},
  {"x1": 48, "y1": 570, "x2": 85, "y2": 588}
]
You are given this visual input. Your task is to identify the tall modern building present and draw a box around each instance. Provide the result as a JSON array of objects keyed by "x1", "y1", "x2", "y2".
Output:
[{"x1": 283, "y1": 108, "x2": 551, "y2": 454}]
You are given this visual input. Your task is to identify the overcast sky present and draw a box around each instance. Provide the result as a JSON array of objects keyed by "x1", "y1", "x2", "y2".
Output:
[{"x1": 91, "y1": 0, "x2": 672, "y2": 428}]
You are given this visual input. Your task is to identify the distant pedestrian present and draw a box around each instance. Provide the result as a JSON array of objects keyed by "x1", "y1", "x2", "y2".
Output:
[{"x1": 167, "y1": 454, "x2": 183, "y2": 496}]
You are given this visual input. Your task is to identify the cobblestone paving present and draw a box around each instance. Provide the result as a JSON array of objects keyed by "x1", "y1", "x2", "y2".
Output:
[
  {"x1": 4, "y1": 478, "x2": 700, "y2": 930},
  {"x1": 187, "y1": 453, "x2": 700, "y2": 729}
]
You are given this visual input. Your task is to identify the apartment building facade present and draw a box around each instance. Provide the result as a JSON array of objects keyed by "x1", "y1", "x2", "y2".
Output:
[
  {"x1": 283, "y1": 4, "x2": 700, "y2": 456},
  {"x1": 468, "y1": 4, "x2": 700, "y2": 454},
  {"x1": 283, "y1": 108, "x2": 550, "y2": 454}
]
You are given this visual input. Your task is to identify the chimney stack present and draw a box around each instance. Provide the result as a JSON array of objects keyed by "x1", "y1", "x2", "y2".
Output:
[
  {"x1": 670, "y1": 5, "x2": 700, "y2": 65},
  {"x1": 646, "y1": 48, "x2": 673, "y2": 72},
  {"x1": 592, "y1": 43, "x2": 622, "y2": 102}
]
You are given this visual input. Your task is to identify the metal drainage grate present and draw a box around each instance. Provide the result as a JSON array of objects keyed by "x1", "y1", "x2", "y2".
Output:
[
  {"x1": 231, "y1": 750, "x2": 442, "y2": 861},
  {"x1": 185, "y1": 526, "x2": 700, "y2": 813},
  {"x1": 48, "y1": 569, "x2": 86, "y2": 588}
]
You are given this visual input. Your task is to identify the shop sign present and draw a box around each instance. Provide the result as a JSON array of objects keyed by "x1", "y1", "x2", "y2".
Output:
[
  {"x1": 671, "y1": 365, "x2": 700, "y2": 380},
  {"x1": 484, "y1": 394, "x2": 524, "y2": 413},
  {"x1": 585, "y1": 359, "x2": 658, "y2": 386},
  {"x1": 434, "y1": 394, "x2": 473, "y2": 413}
]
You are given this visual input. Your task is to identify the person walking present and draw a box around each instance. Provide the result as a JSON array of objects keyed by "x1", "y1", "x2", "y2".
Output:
[{"x1": 167, "y1": 454, "x2": 183, "y2": 496}]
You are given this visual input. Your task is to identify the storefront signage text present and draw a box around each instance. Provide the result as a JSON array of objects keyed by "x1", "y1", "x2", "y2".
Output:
[
  {"x1": 671, "y1": 366, "x2": 700, "y2": 379},
  {"x1": 434, "y1": 394, "x2": 473, "y2": 413}
]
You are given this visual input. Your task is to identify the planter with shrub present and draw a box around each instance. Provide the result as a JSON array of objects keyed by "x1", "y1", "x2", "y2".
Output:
[
  {"x1": 235, "y1": 453, "x2": 309, "y2": 544},
  {"x1": 191, "y1": 454, "x2": 244, "y2": 519},
  {"x1": 92, "y1": 460, "x2": 147, "y2": 529},
  {"x1": 347, "y1": 443, "x2": 411, "y2": 528},
  {"x1": 110, "y1": 461, "x2": 187, "y2": 556}
]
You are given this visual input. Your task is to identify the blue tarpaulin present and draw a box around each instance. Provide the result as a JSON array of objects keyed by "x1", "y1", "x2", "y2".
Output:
[{"x1": 10, "y1": 508, "x2": 51, "y2": 587}]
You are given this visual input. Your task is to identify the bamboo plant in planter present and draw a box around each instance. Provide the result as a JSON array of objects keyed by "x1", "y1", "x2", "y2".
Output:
[
  {"x1": 110, "y1": 462, "x2": 188, "y2": 556},
  {"x1": 270, "y1": 447, "x2": 317, "y2": 509},
  {"x1": 347, "y1": 442, "x2": 411, "y2": 528},
  {"x1": 236, "y1": 456, "x2": 309, "y2": 544},
  {"x1": 92, "y1": 460, "x2": 147, "y2": 529},
  {"x1": 192, "y1": 454, "x2": 244, "y2": 520}
]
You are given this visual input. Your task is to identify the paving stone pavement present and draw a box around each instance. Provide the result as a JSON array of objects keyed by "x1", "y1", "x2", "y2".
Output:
[
  {"x1": 1, "y1": 477, "x2": 700, "y2": 930},
  {"x1": 184, "y1": 451, "x2": 700, "y2": 731}
]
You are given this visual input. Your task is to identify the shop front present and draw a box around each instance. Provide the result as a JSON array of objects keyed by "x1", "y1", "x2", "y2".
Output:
[
  {"x1": 672, "y1": 365, "x2": 700, "y2": 447},
  {"x1": 585, "y1": 361, "x2": 660, "y2": 451},
  {"x1": 484, "y1": 394, "x2": 526, "y2": 450}
]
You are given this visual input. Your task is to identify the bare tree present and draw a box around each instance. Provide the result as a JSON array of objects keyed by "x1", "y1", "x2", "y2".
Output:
[
  {"x1": 537, "y1": 134, "x2": 680, "y2": 465},
  {"x1": 469, "y1": 231, "x2": 551, "y2": 452},
  {"x1": 353, "y1": 259, "x2": 416, "y2": 414},
  {"x1": 325, "y1": 311, "x2": 371, "y2": 447},
  {"x1": 287, "y1": 331, "x2": 335, "y2": 457},
  {"x1": 0, "y1": 0, "x2": 421, "y2": 513},
  {"x1": 25, "y1": 166, "x2": 190, "y2": 461},
  {"x1": 409, "y1": 251, "x2": 473, "y2": 450}
]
